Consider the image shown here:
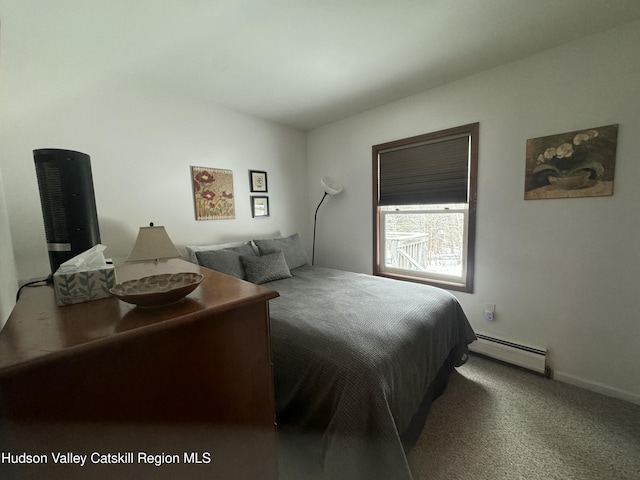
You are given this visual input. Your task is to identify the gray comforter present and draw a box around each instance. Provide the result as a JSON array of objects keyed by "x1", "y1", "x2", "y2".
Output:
[{"x1": 263, "y1": 266, "x2": 476, "y2": 480}]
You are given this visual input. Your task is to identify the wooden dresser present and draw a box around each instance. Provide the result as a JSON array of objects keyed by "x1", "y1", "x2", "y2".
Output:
[{"x1": 0, "y1": 259, "x2": 279, "y2": 480}]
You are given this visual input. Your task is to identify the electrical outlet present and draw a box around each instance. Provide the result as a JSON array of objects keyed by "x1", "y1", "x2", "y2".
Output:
[{"x1": 484, "y1": 303, "x2": 495, "y2": 321}]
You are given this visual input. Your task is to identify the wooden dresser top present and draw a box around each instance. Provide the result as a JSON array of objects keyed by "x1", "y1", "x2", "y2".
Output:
[{"x1": 0, "y1": 258, "x2": 278, "y2": 375}]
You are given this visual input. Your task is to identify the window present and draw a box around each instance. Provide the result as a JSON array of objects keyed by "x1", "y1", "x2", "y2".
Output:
[{"x1": 373, "y1": 123, "x2": 478, "y2": 292}]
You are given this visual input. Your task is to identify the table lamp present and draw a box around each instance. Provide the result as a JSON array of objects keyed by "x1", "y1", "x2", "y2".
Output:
[
  {"x1": 126, "y1": 223, "x2": 181, "y2": 262},
  {"x1": 111, "y1": 223, "x2": 202, "y2": 308}
]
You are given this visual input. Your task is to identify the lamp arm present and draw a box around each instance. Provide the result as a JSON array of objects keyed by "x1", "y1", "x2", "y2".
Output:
[{"x1": 312, "y1": 192, "x2": 329, "y2": 265}]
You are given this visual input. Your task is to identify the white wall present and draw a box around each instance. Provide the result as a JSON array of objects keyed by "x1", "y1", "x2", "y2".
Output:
[
  {"x1": 0, "y1": 166, "x2": 18, "y2": 327},
  {"x1": 0, "y1": 2, "x2": 309, "y2": 303},
  {"x1": 0, "y1": 82, "x2": 307, "y2": 286},
  {"x1": 307, "y1": 21, "x2": 640, "y2": 403}
]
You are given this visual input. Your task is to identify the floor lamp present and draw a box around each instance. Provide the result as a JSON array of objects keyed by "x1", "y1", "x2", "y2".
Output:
[{"x1": 312, "y1": 176, "x2": 344, "y2": 265}]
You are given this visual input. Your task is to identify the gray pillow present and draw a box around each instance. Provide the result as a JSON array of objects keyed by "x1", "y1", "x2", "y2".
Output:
[
  {"x1": 240, "y1": 251, "x2": 292, "y2": 284},
  {"x1": 195, "y1": 243, "x2": 256, "y2": 279},
  {"x1": 186, "y1": 241, "x2": 249, "y2": 263},
  {"x1": 253, "y1": 233, "x2": 308, "y2": 270}
]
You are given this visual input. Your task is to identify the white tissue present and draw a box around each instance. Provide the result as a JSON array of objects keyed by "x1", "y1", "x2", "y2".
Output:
[{"x1": 60, "y1": 244, "x2": 108, "y2": 268}]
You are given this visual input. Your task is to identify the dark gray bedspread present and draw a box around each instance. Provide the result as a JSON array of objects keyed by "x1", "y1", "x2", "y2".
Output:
[{"x1": 263, "y1": 266, "x2": 476, "y2": 480}]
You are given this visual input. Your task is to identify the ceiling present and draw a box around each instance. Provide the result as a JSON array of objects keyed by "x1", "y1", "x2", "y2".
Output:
[{"x1": 2, "y1": 0, "x2": 640, "y2": 130}]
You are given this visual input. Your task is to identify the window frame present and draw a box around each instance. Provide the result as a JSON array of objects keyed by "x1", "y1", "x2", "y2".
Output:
[{"x1": 372, "y1": 123, "x2": 478, "y2": 293}]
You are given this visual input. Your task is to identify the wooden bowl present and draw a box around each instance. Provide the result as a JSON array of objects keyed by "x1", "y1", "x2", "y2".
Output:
[{"x1": 110, "y1": 272, "x2": 203, "y2": 307}]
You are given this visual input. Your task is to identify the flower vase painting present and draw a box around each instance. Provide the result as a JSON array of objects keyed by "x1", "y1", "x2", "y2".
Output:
[
  {"x1": 524, "y1": 124, "x2": 618, "y2": 200},
  {"x1": 191, "y1": 166, "x2": 235, "y2": 220}
]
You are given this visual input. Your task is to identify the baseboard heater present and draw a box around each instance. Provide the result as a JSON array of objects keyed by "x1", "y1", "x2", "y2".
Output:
[{"x1": 469, "y1": 333, "x2": 550, "y2": 377}]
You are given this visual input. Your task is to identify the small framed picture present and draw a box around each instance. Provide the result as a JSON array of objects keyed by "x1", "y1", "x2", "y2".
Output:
[
  {"x1": 251, "y1": 196, "x2": 269, "y2": 218},
  {"x1": 249, "y1": 170, "x2": 268, "y2": 192}
]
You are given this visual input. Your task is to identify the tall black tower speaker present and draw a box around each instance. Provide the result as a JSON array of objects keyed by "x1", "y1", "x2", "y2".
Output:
[{"x1": 33, "y1": 148, "x2": 101, "y2": 275}]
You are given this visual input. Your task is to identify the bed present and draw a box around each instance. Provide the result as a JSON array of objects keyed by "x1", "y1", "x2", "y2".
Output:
[{"x1": 190, "y1": 234, "x2": 476, "y2": 480}]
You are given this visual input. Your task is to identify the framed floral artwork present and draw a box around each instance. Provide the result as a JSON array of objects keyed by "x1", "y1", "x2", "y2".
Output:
[
  {"x1": 251, "y1": 196, "x2": 269, "y2": 218},
  {"x1": 249, "y1": 170, "x2": 268, "y2": 192},
  {"x1": 524, "y1": 124, "x2": 618, "y2": 200},
  {"x1": 191, "y1": 166, "x2": 235, "y2": 220}
]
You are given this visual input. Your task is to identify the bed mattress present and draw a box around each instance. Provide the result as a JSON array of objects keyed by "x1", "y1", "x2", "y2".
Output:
[{"x1": 263, "y1": 265, "x2": 476, "y2": 480}]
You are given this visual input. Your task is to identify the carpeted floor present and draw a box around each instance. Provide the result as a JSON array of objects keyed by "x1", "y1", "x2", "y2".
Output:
[
  {"x1": 278, "y1": 354, "x2": 640, "y2": 479},
  {"x1": 408, "y1": 354, "x2": 640, "y2": 480}
]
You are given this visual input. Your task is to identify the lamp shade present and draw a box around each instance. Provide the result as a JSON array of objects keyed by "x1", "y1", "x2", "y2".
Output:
[
  {"x1": 321, "y1": 176, "x2": 343, "y2": 196},
  {"x1": 126, "y1": 224, "x2": 181, "y2": 262}
]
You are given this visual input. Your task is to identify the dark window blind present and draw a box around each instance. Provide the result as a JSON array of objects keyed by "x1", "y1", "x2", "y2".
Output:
[{"x1": 379, "y1": 135, "x2": 470, "y2": 205}]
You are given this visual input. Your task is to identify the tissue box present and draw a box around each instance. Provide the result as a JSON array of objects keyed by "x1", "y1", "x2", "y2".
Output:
[{"x1": 53, "y1": 265, "x2": 117, "y2": 306}]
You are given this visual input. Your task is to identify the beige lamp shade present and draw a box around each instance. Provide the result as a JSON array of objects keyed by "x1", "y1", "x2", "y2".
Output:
[{"x1": 126, "y1": 224, "x2": 181, "y2": 262}]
